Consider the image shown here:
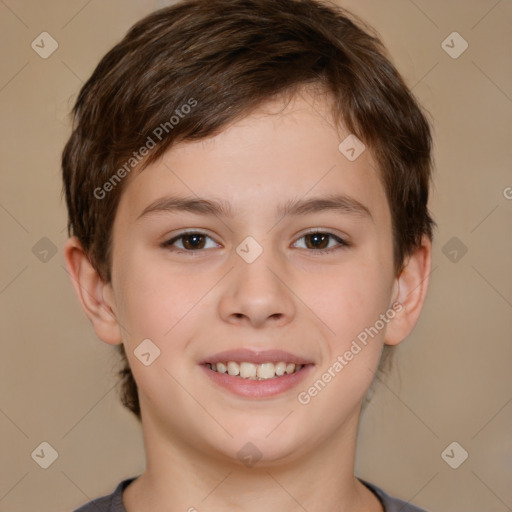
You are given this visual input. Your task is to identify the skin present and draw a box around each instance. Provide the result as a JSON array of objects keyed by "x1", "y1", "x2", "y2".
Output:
[{"x1": 64, "y1": 88, "x2": 431, "y2": 512}]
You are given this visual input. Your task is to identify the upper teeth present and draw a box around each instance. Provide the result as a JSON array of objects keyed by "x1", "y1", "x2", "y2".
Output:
[{"x1": 206, "y1": 361, "x2": 303, "y2": 380}]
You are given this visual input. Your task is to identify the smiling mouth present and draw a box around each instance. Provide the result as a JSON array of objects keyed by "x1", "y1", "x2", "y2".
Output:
[{"x1": 205, "y1": 361, "x2": 306, "y2": 380}]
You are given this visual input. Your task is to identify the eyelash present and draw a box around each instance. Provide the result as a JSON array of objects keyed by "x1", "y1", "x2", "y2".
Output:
[{"x1": 162, "y1": 230, "x2": 350, "y2": 255}]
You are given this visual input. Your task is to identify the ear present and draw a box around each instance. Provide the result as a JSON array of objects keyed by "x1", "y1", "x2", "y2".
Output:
[
  {"x1": 384, "y1": 235, "x2": 432, "y2": 346},
  {"x1": 63, "y1": 236, "x2": 122, "y2": 345}
]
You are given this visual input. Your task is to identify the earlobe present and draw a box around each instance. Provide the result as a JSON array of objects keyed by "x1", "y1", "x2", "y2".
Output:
[
  {"x1": 384, "y1": 236, "x2": 432, "y2": 346},
  {"x1": 63, "y1": 236, "x2": 123, "y2": 345}
]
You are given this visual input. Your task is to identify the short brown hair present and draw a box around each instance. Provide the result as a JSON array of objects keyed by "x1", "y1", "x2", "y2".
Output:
[{"x1": 62, "y1": 0, "x2": 436, "y2": 420}]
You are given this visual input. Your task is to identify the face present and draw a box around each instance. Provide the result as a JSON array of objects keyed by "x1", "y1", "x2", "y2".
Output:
[{"x1": 107, "y1": 90, "x2": 398, "y2": 465}]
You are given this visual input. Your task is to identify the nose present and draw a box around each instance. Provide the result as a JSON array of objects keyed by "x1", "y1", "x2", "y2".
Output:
[{"x1": 218, "y1": 248, "x2": 296, "y2": 329}]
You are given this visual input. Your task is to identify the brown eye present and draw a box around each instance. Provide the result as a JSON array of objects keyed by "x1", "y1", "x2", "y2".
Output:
[
  {"x1": 181, "y1": 234, "x2": 206, "y2": 250},
  {"x1": 304, "y1": 233, "x2": 329, "y2": 249},
  {"x1": 163, "y1": 232, "x2": 218, "y2": 251},
  {"x1": 293, "y1": 231, "x2": 349, "y2": 253}
]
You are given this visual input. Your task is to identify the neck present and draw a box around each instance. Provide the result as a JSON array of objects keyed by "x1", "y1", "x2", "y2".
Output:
[{"x1": 123, "y1": 400, "x2": 381, "y2": 512}]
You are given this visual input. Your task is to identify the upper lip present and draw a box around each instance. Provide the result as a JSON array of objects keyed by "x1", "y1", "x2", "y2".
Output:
[{"x1": 200, "y1": 349, "x2": 313, "y2": 366}]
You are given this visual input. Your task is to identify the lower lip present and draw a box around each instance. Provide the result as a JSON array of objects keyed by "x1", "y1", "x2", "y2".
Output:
[{"x1": 200, "y1": 364, "x2": 314, "y2": 399}]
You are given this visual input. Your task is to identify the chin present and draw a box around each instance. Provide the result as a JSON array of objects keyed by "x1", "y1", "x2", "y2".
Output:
[{"x1": 224, "y1": 423, "x2": 306, "y2": 466}]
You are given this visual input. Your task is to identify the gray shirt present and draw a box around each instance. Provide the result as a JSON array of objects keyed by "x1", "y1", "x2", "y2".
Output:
[{"x1": 73, "y1": 476, "x2": 430, "y2": 511}]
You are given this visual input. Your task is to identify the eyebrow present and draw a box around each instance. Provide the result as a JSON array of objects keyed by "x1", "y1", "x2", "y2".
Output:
[{"x1": 136, "y1": 193, "x2": 373, "y2": 222}]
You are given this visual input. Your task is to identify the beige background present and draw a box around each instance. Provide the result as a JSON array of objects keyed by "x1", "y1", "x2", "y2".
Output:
[{"x1": 1, "y1": 0, "x2": 511, "y2": 511}]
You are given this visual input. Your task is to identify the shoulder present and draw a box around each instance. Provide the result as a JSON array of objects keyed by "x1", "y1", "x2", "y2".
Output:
[
  {"x1": 358, "y1": 478, "x2": 431, "y2": 512},
  {"x1": 72, "y1": 477, "x2": 137, "y2": 512}
]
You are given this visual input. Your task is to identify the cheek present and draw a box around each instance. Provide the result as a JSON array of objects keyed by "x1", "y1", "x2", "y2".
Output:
[
  {"x1": 114, "y1": 256, "x2": 205, "y2": 396},
  {"x1": 299, "y1": 264, "x2": 392, "y2": 409},
  {"x1": 113, "y1": 250, "x2": 199, "y2": 344},
  {"x1": 309, "y1": 259, "x2": 392, "y2": 342}
]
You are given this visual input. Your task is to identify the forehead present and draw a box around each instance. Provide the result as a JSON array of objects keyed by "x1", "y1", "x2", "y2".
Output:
[{"x1": 118, "y1": 91, "x2": 390, "y2": 228}]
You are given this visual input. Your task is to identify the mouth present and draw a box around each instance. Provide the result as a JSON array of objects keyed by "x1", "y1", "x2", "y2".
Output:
[
  {"x1": 204, "y1": 361, "x2": 304, "y2": 380},
  {"x1": 206, "y1": 361, "x2": 303, "y2": 380},
  {"x1": 199, "y1": 349, "x2": 314, "y2": 398}
]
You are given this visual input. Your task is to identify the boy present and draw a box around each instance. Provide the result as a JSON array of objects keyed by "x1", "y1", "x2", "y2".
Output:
[{"x1": 62, "y1": 0, "x2": 436, "y2": 510}]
